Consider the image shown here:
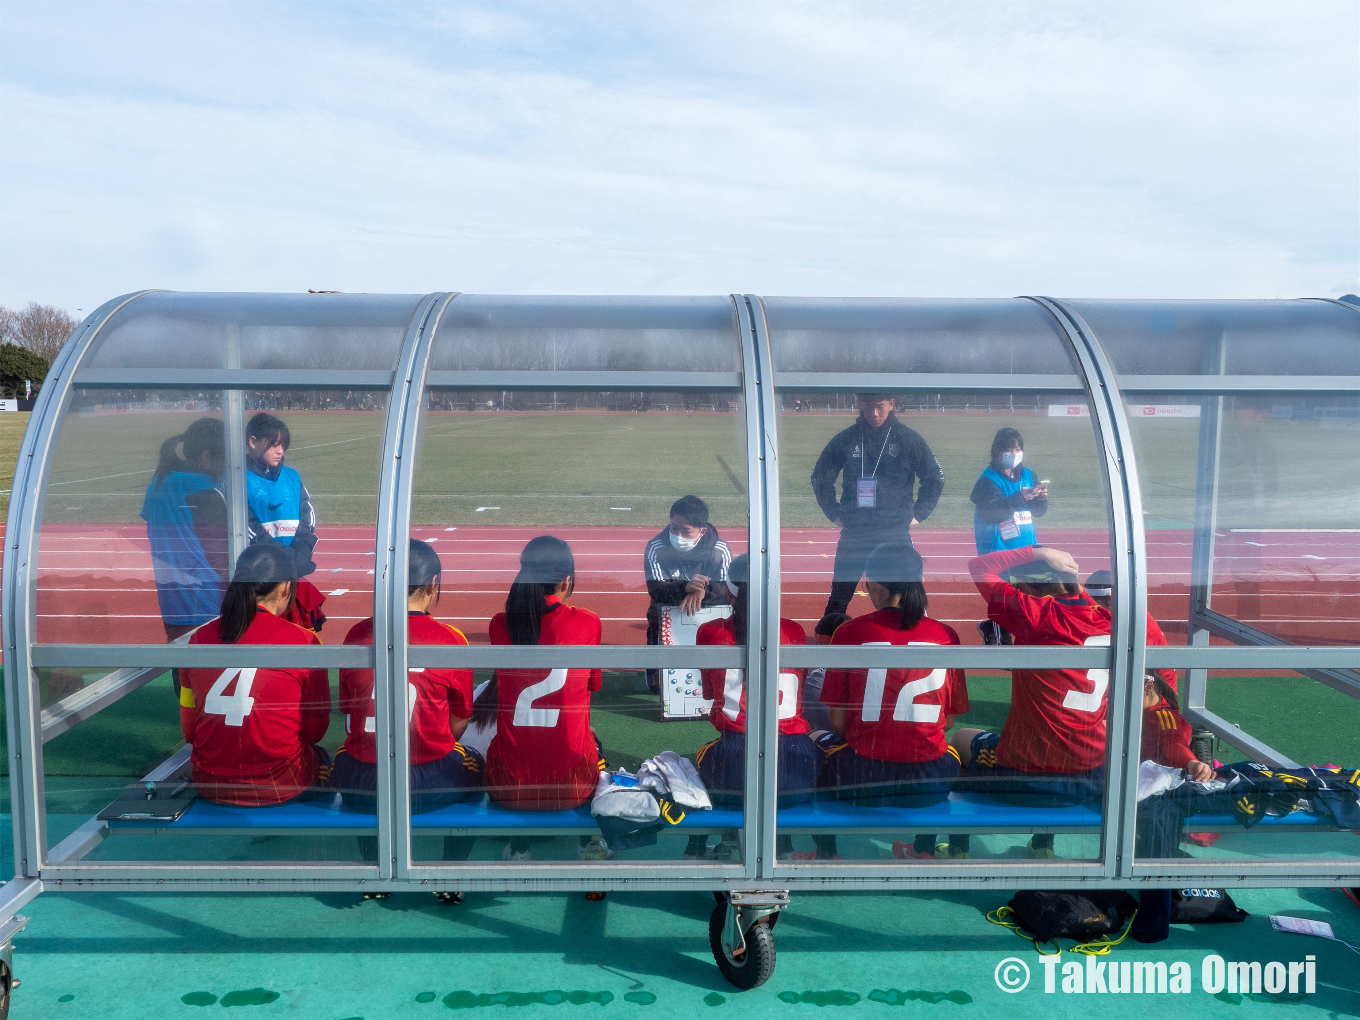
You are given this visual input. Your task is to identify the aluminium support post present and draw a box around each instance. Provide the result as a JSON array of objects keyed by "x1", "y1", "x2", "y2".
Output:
[
  {"x1": 1184, "y1": 335, "x2": 1226, "y2": 720},
  {"x1": 1032, "y1": 298, "x2": 1148, "y2": 882},
  {"x1": 736, "y1": 295, "x2": 779, "y2": 883},
  {"x1": 373, "y1": 294, "x2": 449, "y2": 884},
  {"x1": 223, "y1": 323, "x2": 249, "y2": 572}
]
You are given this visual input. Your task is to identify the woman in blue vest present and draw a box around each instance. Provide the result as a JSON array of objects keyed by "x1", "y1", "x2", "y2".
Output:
[
  {"x1": 142, "y1": 418, "x2": 229, "y2": 642},
  {"x1": 970, "y1": 428, "x2": 1048, "y2": 644},
  {"x1": 245, "y1": 413, "x2": 318, "y2": 577}
]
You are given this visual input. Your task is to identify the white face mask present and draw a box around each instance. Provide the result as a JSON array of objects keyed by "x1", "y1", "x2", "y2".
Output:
[
  {"x1": 1000, "y1": 450, "x2": 1023, "y2": 469},
  {"x1": 669, "y1": 530, "x2": 701, "y2": 552}
]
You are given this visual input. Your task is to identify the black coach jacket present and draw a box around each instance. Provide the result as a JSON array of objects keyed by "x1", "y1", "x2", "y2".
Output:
[{"x1": 810, "y1": 413, "x2": 944, "y2": 531}]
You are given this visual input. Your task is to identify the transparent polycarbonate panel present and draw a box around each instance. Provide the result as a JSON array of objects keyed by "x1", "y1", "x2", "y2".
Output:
[
  {"x1": 773, "y1": 389, "x2": 1116, "y2": 865},
  {"x1": 1133, "y1": 668, "x2": 1359, "y2": 865},
  {"x1": 1067, "y1": 299, "x2": 1360, "y2": 377},
  {"x1": 40, "y1": 664, "x2": 375, "y2": 865},
  {"x1": 80, "y1": 292, "x2": 422, "y2": 371},
  {"x1": 764, "y1": 298, "x2": 1081, "y2": 375},
  {"x1": 36, "y1": 389, "x2": 387, "y2": 644},
  {"x1": 409, "y1": 389, "x2": 749, "y2": 865},
  {"x1": 1128, "y1": 394, "x2": 1360, "y2": 645},
  {"x1": 430, "y1": 295, "x2": 740, "y2": 372}
]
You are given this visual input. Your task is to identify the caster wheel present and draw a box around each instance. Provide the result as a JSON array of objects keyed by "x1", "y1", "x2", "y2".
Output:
[
  {"x1": 0, "y1": 958, "x2": 12, "y2": 1020},
  {"x1": 584, "y1": 892, "x2": 606, "y2": 901},
  {"x1": 433, "y1": 891, "x2": 464, "y2": 906},
  {"x1": 362, "y1": 891, "x2": 391, "y2": 901},
  {"x1": 709, "y1": 903, "x2": 776, "y2": 990}
]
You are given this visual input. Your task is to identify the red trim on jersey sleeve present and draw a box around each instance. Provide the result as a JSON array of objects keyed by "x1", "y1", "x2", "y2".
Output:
[{"x1": 1141, "y1": 697, "x2": 1197, "y2": 769}]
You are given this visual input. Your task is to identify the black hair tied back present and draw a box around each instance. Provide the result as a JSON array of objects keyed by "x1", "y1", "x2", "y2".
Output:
[
  {"x1": 504, "y1": 535, "x2": 575, "y2": 646},
  {"x1": 219, "y1": 544, "x2": 298, "y2": 643},
  {"x1": 154, "y1": 417, "x2": 225, "y2": 486}
]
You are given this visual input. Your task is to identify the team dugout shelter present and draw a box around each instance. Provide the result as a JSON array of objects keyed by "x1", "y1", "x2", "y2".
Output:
[{"x1": 1, "y1": 292, "x2": 1358, "y2": 991}]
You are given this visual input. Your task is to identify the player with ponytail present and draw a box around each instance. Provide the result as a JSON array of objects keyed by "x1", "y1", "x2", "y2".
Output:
[
  {"x1": 179, "y1": 545, "x2": 333, "y2": 806},
  {"x1": 483, "y1": 537, "x2": 605, "y2": 848},
  {"x1": 817, "y1": 541, "x2": 970, "y2": 860},
  {"x1": 142, "y1": 417, "x2": 229, "y2": 642}
]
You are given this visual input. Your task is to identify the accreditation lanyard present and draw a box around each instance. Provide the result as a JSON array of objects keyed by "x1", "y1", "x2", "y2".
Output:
[{"x1": 857, "y1": 427, "x2": 891, "y2": 508}]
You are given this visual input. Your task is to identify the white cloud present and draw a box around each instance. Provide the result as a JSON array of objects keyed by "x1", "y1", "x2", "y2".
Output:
[{"x1": 0, "y1": 0, "x2": 1354, "y2": 309}]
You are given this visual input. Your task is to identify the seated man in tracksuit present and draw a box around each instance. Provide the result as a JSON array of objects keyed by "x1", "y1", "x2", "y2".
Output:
[
  {"x1": 643, "y1": 494, "x2": 733, "y2": 694},
  {"x1": 246, "y1": 413, "x2": 325, "y2": 633}
]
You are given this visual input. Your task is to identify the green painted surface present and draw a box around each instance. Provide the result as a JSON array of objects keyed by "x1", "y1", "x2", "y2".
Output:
[{"x1": 2, "y1": 886, "x2": 1358, "y2": 1018}]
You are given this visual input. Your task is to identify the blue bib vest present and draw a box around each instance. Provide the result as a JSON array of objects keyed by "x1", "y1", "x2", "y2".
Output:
[
  {"x1": 141, "y1": 470, "x2": 226, "y2": 627},
  {"x1": 973, "y1": 465, "x2": 1037, "y2": 554},
  {"x1": 246, "y1": 464, "x2": 303, "y2": 545}
]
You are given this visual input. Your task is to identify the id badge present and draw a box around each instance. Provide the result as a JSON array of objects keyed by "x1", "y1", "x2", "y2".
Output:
[
  {"x1": 999, "y1": 514, "x2": 1021, "y2": 541},
  {"x1": 856, "y1": 477, "x2": 877, "y2": 508}
]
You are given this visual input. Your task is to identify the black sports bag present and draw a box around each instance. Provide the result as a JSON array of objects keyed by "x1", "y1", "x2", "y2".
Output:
[
  {"x1": 1170, "y1": 888, "x2": 1248, "y2": 923},
  {"x1": 1008, "y1": 890, "x2": 1140, "y2": 943}
]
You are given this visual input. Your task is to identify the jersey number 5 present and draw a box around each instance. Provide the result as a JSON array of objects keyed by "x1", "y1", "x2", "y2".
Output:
[
  {"x1": 204, "y1": 668, "x2": 257, "y2": 727},
  {"x1": 720, "y1": 670, "x2": 800, "y2": 722},
  {"x1": 860, "y1": 643, "x2": 947, "y2": 723},
  {"x1": 514, "y1": 669, "x2": 569, "y2": 727},
  {"x1": 1062, "y1": 634, "x2": 1110, "y2": 713}
]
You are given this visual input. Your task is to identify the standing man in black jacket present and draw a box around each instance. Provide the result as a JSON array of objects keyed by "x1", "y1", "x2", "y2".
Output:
[
  {"x1": 811, "y1": 393, "x2": 945, "y2": 616},
  {"x1": 643, "y1": 495, "x2": 734, "y2": 693}
]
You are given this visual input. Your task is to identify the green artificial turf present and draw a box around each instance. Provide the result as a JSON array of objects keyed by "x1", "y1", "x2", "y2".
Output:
[{"x1": 13, "y1": 668, "x2": 1356, "y2": 789}]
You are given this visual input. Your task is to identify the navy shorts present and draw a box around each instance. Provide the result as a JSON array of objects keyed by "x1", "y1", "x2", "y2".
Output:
[
  {"x1": 959, "y1": 731, "x2": 1104, "y2": 807},
  {"x1": 817, "y1": 742, "x2": 959, "y2": 808},
  {"x1": 332, "y1": 744, "x2": 485, "y2": 814},
  {"x1": 696, "y1": 732, "x2": 819, "y2": 809}
]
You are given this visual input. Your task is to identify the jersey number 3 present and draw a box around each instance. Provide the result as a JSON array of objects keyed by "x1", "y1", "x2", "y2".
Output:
[
  {"x1": 204, "y1": 668, "x2": 257, "y2": 727},
  {"x1": 1062, "y1": 634, "x2": 1110, "y2": 713}
]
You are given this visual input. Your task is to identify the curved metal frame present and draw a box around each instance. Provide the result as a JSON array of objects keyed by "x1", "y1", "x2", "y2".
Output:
[{"x1": 2, "y1": 293, "x2": 1358, "y2": 912}]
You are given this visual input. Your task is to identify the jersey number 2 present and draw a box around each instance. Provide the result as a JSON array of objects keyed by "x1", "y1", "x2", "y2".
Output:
[
  {"x1": 860, "y1": 643, "x2": 947, "y2": 723},
  {"x1": 514, "y1": 669, "x2": 569, "y2": 727},
  {"x1": 1062, "y1": 634, "x2": 1110, "y2": 713},
  {"x1": 204, "y1": 668, "x2": 257, "y2": 727}
]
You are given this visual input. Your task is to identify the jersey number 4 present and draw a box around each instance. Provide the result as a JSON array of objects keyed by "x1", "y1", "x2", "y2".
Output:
[
  {"x1": 1062, "y1": 634, "x2": 1110, "y2": 713},
  {"x1": 860, "y1": 643, "x2": 947, "y2": 723},
  {"x1": 514, "y1": 669, "x2": 569, "y2": 727},
  {"x1": 204, "y1": 668, "x2": 258, "y2": 727}
]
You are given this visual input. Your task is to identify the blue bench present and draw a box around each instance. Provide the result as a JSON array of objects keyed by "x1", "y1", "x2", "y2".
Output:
[{"x1": 103, "y1": 791, "x2": 1333, "y2": 839}]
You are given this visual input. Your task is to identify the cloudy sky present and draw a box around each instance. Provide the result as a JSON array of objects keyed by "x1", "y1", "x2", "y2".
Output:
[{"x1": 1, "y1": 1, "x2": 1356, "y2": 312}]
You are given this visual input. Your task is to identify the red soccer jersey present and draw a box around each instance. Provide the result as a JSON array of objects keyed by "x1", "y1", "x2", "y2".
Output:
[
  {"x1": 180, "y1": 608, "x2": 332, "y2": 806},
  {"x1": 485, "y1": 598, "x2": 603, "y2": 810},
  {"x1": 697, "y1": 617, "x2": 809, "y2": 736},
  {"x1": 339, "y1": 612, "x2": 475, "y2": 765},
  {"x1": 821, "y1": 610, "x2": 969, "y2": 763},
  {"x1": 969, "y1": 548, "x2": 1113, "y2": 774},
  {"x1": 1141, "y1": 696, "x2": 1197, "y2": 770}
]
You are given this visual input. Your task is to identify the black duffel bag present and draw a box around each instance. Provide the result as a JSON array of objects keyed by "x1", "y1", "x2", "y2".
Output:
[{"x1": 1008, "y1": 890, "x2": 1140, "y2": 943}]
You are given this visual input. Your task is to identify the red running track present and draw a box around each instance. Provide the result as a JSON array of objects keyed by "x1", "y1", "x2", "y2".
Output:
[{"x1": 13, "y1": 523, "x2": 1360, "y2": 648}]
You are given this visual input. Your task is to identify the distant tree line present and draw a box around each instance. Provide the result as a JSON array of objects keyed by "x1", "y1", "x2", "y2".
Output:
[{"x1": 0, "y1": 303, "x2": 78, "y2": 399}]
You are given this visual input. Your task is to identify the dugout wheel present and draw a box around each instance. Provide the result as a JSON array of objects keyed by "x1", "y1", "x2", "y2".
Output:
[
  {"x1": 0, "y1": 914, "x2": 28, "y2": 1020},
  {"x1": 708, "y1": 891, "x2": 788, "y2": 990}
]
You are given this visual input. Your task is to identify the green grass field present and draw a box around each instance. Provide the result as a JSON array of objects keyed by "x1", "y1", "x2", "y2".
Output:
[{"x1": 21, "y1": 399, "x2": 1358, "y2": 530}]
